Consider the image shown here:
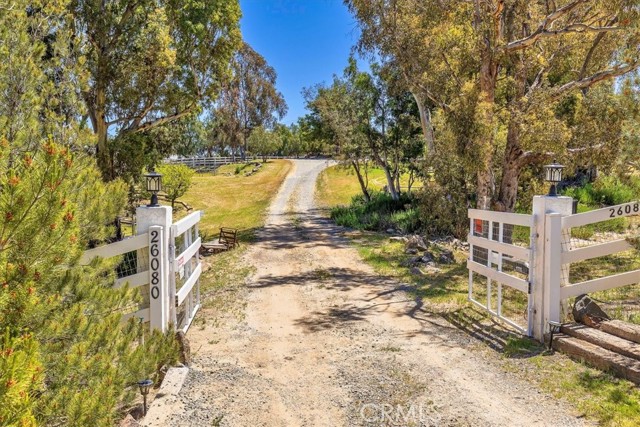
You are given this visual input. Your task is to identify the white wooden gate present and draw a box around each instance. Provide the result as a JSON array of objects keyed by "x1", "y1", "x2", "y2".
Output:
[
  {"x1": 469, "y1": 198, "x2": 640, "y2": 341},
  {"x1": 170, "y1": 211, "x2": 202, "y2": 333},
  {"x1": 548, "y1": 202, "x2": 640, "y2": 323},
  {"x1": 467, "y1": 209, "x2": 535, "y2": 335}
]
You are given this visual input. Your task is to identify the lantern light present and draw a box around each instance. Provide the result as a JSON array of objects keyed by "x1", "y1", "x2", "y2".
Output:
[
  {"x1": 544, "y1": 162, "x2": 564, "y2": 197},
  {"x1": 144, "y1": 170, "x2": 162, "y2": 207},
  {"x1": 137, "y1": 379, "x2": 153, "y2": 415}
]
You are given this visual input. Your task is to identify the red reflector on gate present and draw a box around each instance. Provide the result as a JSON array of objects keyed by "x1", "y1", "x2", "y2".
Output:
[{"x1": 474, "y1": 219, "x2": 483, "y2": 234}]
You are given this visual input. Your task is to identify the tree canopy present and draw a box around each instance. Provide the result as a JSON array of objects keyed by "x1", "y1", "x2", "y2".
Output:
[
  {"x1": 208, "y1": 41, "x2": 288, "y2": 158},
  {"x1": 71, "y1": 0, "x2": 242, "y2": 179},
  {"x1": 346, "y1": 0, "x2": 640, "y2": 211}
]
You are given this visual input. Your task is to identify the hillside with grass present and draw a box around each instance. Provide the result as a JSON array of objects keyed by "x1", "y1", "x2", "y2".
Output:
[{"x1": 180, "y1": 160, "x2": 292, "y2": 241}]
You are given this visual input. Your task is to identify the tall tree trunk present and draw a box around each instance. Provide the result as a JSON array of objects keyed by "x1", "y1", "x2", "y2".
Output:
[
  {"x1": 351, "y1": 160, "x2": 370, "y2": 202},
  {"x1": 495, "y1": 120, "x2": 523, "y2": 213},
  {"x1": 382, "y1": 165, "x2": 399, "y2": 201},
  {"x1": 475, "y1": 49, "x2": 498, "y2": 210},
  {"x1": 495, "y1": 53, "x2": 527, "y2": 214},
  {"x1": 413, "y1": 92, "x2": 435, "y2": 154},
  {"x1": 94, "y1": 86, "x2": 113, "y2": 180},
  {"x1": 474, "y1": 1, "x2": 501, "y2": 210},
  {"x1": 407, "y1": 169, "x2": 415, "y2": 194}
]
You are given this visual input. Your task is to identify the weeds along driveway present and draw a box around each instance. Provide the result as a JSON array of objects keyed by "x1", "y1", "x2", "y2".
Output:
[{"x1": 159, "y1": 159, "x2": 588, "y2": 427}]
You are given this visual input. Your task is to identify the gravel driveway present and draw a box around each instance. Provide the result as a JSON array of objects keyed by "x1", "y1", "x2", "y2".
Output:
[{"x1": 158, "y1": 159, "x2": 587, "y2": 427}]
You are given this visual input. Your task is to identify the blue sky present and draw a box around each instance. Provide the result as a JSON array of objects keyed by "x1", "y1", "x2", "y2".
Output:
[{"x1": 239, "y1": 0, "x2": 361, "y2": 125}]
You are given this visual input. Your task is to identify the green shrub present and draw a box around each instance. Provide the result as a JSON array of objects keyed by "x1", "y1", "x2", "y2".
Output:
[
  {"x1": 330, "y1": 192, "x2": 420, "y2": 232},
  {"x1": 156, "y1": 164, "x2": 195, "y2": 209},
  {"x1": 418, "y1": 184, "x2": 469, "y2": 239},
  {"x1": 391, "y1": 208, "x2": 421, "y2": 233},
  {"x1": 562, "y1": 175, "x2": 636, "y2": 240},
  {"x1": 563, "y1": 175, "x2": 639, "y2": 207}
]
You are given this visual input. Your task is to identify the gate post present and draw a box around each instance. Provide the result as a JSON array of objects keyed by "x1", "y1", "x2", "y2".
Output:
[
  {"x1": 544, "y1": 213, "x2": 563, "y2": 326},
  {"x1": 136, "y1": 205, "x2": 173, "y2": 332},
  {"x1": 531, "y1": 196, "x2": 573, "y2": 342}
]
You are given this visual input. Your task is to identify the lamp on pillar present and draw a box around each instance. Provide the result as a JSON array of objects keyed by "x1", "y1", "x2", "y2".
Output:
[
  {"x1": 544, "y1": 162, "x2": 564, "y2": 197},
  {"x1": 144, "y1": 170, "x2": 162, "y2": 207}
]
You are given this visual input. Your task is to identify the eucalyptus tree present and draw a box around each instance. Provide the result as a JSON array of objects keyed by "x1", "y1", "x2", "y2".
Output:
[
  {"x1": 305, "y1": 72, "x2": 373, "y2": 200},
  {"x1": 347, "y1": 0, "x2": 640, "y2": 211},
  {"x1": 307, "y1": 59, "x2": 422, "y2": 201},
  {"x1": 296, "y1": 113, "x2": 333, "y2": 156},
  {"x1": 213, "y1": 42, "x2": 287, "y2": 158},
  {"x1": 248, "y1": 126, "x2": 281, "y2": 162},
  {"x1": 70, "y1": 0, "x2": 242, "y2": 179}
]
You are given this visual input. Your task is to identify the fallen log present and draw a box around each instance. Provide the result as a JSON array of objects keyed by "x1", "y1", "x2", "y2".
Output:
[
  {"x1": 600, "y1": 320, "x2": 640, "y2": 345},
  {"x1": 561, "y1": 323, "x2": 640, "y2": 361}
]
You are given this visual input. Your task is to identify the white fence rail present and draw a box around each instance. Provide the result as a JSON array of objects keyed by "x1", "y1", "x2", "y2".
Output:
[
  {"x1": 556, "y1": 202, "x2": 640, "y2": 301},
  {"x1": 80, "y1": 233, "x2": 148, "y2": 264},
  {"x1": 80, "y1": 233, "x2": 152, "y2": 325},
  {"x1": 166, "y1": 155, "x2": 297, "y2": 172},
  {"x1": 166, "y1": 156, "x2": 239, "y2": 171}
]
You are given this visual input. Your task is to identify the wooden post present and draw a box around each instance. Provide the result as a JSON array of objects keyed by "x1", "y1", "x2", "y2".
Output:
[
  {"x1": 147, "y1": 226, "x2": 168, "y2": 331},
  {"x1": 544, "y1": 213, "x2": 563, "y2": 326},
  {"x1": 531, "y1": 196, "x2": 573, "y2": 341},
  {"x1": 136, "y1": 205, "x2": 173, "y2": 332},
  {"x1": 532, "y1": 196, "x2": 547, "y2": 341}
]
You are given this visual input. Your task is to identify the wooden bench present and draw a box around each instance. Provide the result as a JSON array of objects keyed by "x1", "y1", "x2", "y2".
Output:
[
  {"x1": 219, "y1": 227, "x2": 238, "y2": 249},
  {"x1": 200, "y1": 227, "x2": 238, "y2": 255}
]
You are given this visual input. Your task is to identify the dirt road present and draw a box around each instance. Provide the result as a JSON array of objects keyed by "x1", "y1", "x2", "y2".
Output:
[{"x1": 162, "y1": 160, "x2": 586, "y2": 426}]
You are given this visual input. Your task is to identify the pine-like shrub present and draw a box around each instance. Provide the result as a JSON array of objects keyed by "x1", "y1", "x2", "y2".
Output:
[
  {"x1": 0, "y1": 140, "x2": 179, "y2": 426},
  {"x1": 0, "y1": 4, "x2": 180, "y2": 425}
]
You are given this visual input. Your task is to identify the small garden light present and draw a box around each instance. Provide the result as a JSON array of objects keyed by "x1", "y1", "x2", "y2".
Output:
[
  {"x1": 548, "y1": 320, "x2": 562, "y2": 351},
  {"x1": 544, "y1": 162, "x2": 564, "y2": 197},
  {"x1": 137, "y1": 379, "x2": 153, "y2": 415},
  {"x1": 144, "y1": 170, "x2": 162, "y2": 207}
]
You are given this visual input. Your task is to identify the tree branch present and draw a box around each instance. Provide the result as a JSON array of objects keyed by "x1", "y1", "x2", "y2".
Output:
[
  {"x1": 552, "y1": 62, "x2": 640, "y2": 97},
  {"x1": 578, "y1": 17, "x2": 618, "y2": 91},
  {"x1": 504, "y1": 0, "x2": 590, "y2": 51},
  {"x1": 543, "y1": 23, "x2": 623, "y2": 36},
  {"x1": 109, "y1": 1, "x2": 141, "y2": 48},
  {"x1": 132, "y1": 106, "x2": 196, "y2": 133},
  {"x1": 126, "y1": 101, "x2": 155, "y2": 130}
]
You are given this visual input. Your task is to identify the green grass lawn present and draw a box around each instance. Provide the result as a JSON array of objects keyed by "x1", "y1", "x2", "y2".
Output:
[
  {"x1": 315, "y1": 164, "x2": 416, "y2": 208},
  {"x1": 178, "y1": 160, "x2": 292, "y2": 241}
]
